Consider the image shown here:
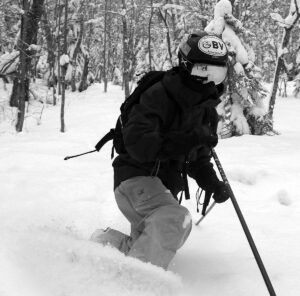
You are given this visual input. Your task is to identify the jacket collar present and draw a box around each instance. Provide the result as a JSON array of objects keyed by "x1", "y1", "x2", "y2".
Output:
[{"x1": 162, "y1": 68, "x2": 221, "y2": 110}]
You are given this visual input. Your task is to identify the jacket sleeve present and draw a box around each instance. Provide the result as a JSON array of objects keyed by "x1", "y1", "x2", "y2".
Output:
[
  {"x1": 187, "y1": 147, "x2": 220, "y2": 192},
  {"x1": 122, "y1": 85, "x2": 168, "y2": 163}
]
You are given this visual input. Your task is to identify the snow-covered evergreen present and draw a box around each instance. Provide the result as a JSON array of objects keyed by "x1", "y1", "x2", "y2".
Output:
[{"x1": 205, "y1": 0, "x2": 269, "y2": 136}]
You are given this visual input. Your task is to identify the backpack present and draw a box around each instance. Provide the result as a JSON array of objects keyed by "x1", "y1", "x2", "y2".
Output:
[{"x1": 94, "y1": 70, "x2": 166, "y2": 157}]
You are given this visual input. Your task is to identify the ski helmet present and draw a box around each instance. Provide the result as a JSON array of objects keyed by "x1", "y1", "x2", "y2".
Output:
[{"x1": 178, "y1": 31, "x2": 228, "y2": 73}]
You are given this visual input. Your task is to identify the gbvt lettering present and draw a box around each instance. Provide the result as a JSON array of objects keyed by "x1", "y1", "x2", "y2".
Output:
[{"x1": 211, "y1": 41, "x2": 224, "y2": 50}]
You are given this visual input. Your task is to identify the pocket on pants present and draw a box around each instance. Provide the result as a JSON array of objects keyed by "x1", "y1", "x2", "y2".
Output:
[{"x1": 124, "y1": 177, "x2": 178, "y2": 216}]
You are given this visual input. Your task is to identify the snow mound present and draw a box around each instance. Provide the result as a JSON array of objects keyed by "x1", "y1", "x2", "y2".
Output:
[
  {"x1": 275, "y1": 189, "x2": 292, "y2": 206},
  {"x1": 3, "y1": 229, "x2": 183, "y2": 296}
]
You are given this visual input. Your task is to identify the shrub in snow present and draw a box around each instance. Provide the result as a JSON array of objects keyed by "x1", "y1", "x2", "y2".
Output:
[{"x1": 206, "y1": 0, "x2": 270, "y2": 137}]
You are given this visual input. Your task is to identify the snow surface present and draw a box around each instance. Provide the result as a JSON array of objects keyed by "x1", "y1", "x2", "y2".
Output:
[{"x1": 1, "y1": 82, "x2": 300, "y2": 296}]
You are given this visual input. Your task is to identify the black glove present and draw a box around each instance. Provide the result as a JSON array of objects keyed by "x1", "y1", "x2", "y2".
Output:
[
  {"x1": 204, "y1": 131, "x2": 218, "y2": 148},
  {"x1": 192, "y1": 126, "x2": 218, "y2": 148},
  {"x1": 212, "y1": 181, "x2": 231, "y2": 203}
]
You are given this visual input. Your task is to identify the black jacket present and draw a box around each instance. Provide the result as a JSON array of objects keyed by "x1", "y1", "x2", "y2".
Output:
[{"x1": 113, "y1": 68, "x2": 222, "y2": 197}]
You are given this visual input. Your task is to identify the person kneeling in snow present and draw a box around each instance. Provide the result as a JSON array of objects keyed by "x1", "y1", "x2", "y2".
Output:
[{"x1": 91, "y1": 32, "x2": 231, "y2": 269}]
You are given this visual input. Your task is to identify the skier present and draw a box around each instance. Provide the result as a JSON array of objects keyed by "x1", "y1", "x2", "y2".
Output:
[{"x1": 91, "y1": 31, "x2": 231, "y2": 269}]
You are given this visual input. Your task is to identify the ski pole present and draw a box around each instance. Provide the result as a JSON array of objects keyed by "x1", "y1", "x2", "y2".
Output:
[
  {"x1": 211, "y1": 148, "x2": 277, "y2": 296},
  {"x1": 195, "y1": 201, "x2": 216, "y2": 225},
  {"x1": 64, "y1": 149, "x2": 97, "y2": 160},
  {"x1": 64, "y1": 129, "x2": 115, "y2": 161}
]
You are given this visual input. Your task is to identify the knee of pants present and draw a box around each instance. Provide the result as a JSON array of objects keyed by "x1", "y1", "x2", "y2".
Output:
[{"x1": 146, "y1": 204, "x2": 192, "y2": 251}]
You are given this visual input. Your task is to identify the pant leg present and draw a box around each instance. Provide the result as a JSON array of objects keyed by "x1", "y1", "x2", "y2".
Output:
[
  {"x1": 115, "y1": 176, "x2": 192, "y2": 269},
  {"x1": 91, "y1": 177, "x2": 146, "y2": 254},
  {"x1": 128, "y1": 205, "x2": 192, "y2": 269}
]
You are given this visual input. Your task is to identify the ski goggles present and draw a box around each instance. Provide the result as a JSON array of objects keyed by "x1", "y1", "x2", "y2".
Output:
[{"x1": 191, "y1": 63, "x2": 228, "y2": 85}]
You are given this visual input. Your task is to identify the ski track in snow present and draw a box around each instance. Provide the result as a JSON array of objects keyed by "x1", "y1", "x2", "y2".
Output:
[{"x1": 1, "y1": 82, "x2": 300, "y2": 296}]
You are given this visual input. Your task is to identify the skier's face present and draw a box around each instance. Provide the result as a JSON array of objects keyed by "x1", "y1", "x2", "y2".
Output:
[{"x1": 191, "y1": 63, "x2": 228, "y2": 85}]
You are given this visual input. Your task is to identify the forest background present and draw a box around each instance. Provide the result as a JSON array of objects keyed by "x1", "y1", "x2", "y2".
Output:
[{"x1": 1, "y1": 0, "x2": 300, "y2": 135}]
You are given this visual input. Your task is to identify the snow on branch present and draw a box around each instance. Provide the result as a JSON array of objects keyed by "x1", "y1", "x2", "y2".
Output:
[
  {"x1": 162, "y1": 4, "x2": 185, "y2": 11},
  {"x1": 9, "y1": 4, "x2": 24, "y2": 15},
  {"x1": 271, "y1": 0, "x2": 300, "y2": 28},
  {"x1": 0, "y1": 51, "x2": 19, "y2": 75},
  {"x1": 28, "y1": 44, "x2": 41, "y2": 52},
  {"x1": 153, "y1": 3, "x2": 163, "y2": 9},
  {"x1": 278, "y1": 47, "x2": 289, "y2": 58},
  {"x1": 60, "y1": 54, "x2": 70, "y2": 66},
  {"x1": 224, "y1": 14, "x2": 255, "y2": 38},
  {"x1": 270, "y1": 13, "x2": 286, "y2": 27},
  {"x1": 205, "y1": 0, "x2": 271, "y2": 136}
]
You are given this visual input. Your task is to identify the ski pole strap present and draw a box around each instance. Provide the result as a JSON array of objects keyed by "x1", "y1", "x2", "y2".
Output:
[
  {"x1": 182, "y1": 160, "x2": 190, "y2": 200},
  {"x1": 195, "y1": 202, "x2": 216, "y2": 226},
  {"x1": 178, "y1": 190, "x2": 184, "y2": 204},
  {"x1": 201, "y1": 191, "x2": 212, "y2": 216},
  {"x1": 211, "y1": 148, "x2": 277, "y2": 296}
]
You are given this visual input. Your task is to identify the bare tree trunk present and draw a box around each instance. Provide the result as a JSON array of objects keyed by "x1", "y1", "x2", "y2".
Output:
[
  {"x1": 269, "y1": 0, "x2": 300, "y2": 122},
  {"x1": 148, "y1": 0, "x2": 154, "y2": 70},
  {"x1": 107, "y1": 0, "x2": 112, "y2": 83},
  {"x1": 57, "y1": 0, "x2": 62, "y2": 96},
  {"x1": 269, "y1": 30, "x2": 293, "y2": 119},
  {"x1": 60, "y1": 0, "x2": 68, "y2": 133},
  {"x1": 198, "y1": 0, "x2": 208, "y2": 29},
  {"x1": 158, "y1": 8, "x2": 173, "y2": 66},
  {"x1": 103, "y1": 0, "x2": 108, "y2": 92},
  {"x1": 78, "y1": 55, "x2": 89, "y2": 92},
  {"x1": 13, "y1": 0, "x2": 45, "y2": 132},
  {"x1": 122, "y1": 0, "x2": 130, "y2": 98},
  {"x1": 42, "y1": 5, "x2": 56, "y2": 104},
  {"x1": 70, "y1": 16, "x2": 84, "y2": 92}
]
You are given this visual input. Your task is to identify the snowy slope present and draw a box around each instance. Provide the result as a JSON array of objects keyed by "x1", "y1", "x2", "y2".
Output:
[{"x1": 1, "y1": 83, "x2": 300, "y2": 296}]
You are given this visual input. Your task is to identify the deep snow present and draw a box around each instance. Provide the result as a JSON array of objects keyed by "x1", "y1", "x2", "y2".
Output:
[{"x1": 1, "y1": 82, "x2": 300, "y2": 296}]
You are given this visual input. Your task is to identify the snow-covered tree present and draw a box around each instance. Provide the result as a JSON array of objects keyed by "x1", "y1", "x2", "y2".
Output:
[{"x1": 205, "y1": 0, "x2": 271, "y2": 137}]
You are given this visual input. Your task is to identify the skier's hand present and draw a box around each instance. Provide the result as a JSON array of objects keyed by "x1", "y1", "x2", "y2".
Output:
[
  {"x1": 202, "y1": 130, "x2": 218, "y2": 148},
  {"x1": 212, "y1": 181, "x2": 231, "y2": 203},
  {"x1": 192, "y1": 125, "x2": 218, "y2": 148}
]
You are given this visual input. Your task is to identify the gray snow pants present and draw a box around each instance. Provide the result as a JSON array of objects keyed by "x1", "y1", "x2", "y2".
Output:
[{"x1": 94, "y1": 176, "x2": 192, "y2": 269}]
